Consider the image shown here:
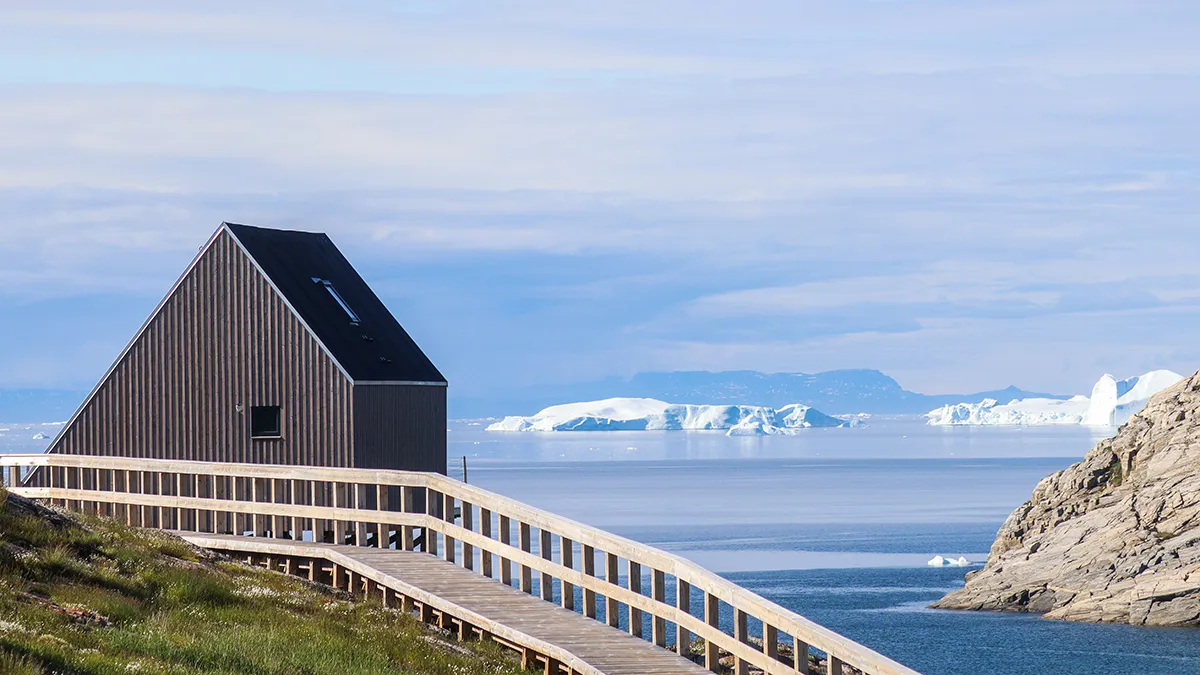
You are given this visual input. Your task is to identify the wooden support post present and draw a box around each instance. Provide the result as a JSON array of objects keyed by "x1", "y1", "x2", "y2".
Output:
[
  {"x1": 676, "y1": 579, "x2": 691, "y2": 655},
  {"x1": 249, "y1": 477, "x2": 259, "y2": 536},
  {"x1": 519, "y1": 523, "x2": 533, "y2": 594},
  {"x1": 442, "y1": 493, "x2": 456, "y2": 563},
  {"x1": 425, "y1": 490, "x2": 440, "y2": 555},
  {"x1": 628, "y1": 560, "x2": 643, "y2": 638},
  {"x1": 308, "y1": 481, "x2": 322, "y2": 543},
  {"x1": 561, "y1": 538, "x2": 575, "y2": 611},
  {"x1": 734, "y1": 609, "x2": 750, "y2": 675},
  {"x1": 331, "y1": 482, "x2": 345, "y2": 545},
  {"x1": 462, "y1": 501, "x2": 474, "y2": 570},
  {"x1": 355, "y1": 483, "x2": 370, "y2": 546},
  {"x1": 308, "y1": 558, "x2": 318, "y2": 582},
  {"x1": 583, "y1": 545, "x2": 597, "y2": 619},
  {"x1": 141, "y1": 471, "x2": 152, "y2": 528},
  {"x1": 764, "y1": 624, "x2": 779, "y2": 661},
  {"x1": 333, "y1": 564, "x2": 346, "y2": 592},
  {"x1": 652, "y1": 569, "x2": 667, "y2": 647},
  {"x1": 174, "y1": 473, "x2": 183, "y2": 530},
  {"x1": 705, "y1": 593, "x2": 720, "y2": 673},
  {"x1": 401, "y1": 487, "x2": 416, "y2": 551},
  {"x1": 213, "y1": 476, "x2": 225, "y2": 534},
  {"x1": 421, "y1": 602, "x2": 436, "y2": 624},
  {"x1": 606, "y1": 553, "x2": 620, "y2": 628},
  {"x1": 500, "y1": 515, "x2": 513, "y2": 586},
  {"x1": 828, "y1": 655, "x2": 843, "y2": 675},
  {"x1": 480, "y1": 507, "x2": 493, "y2": 578},
  {"x1": 794, "y1": 637, "x2": 810, "y2": 674},
  {"x1": 290, "y1": 479, "x2": 303, "y2": 540},
  {"x1": 403, "y1": 594, "x2": 417, "y2": 615},
  {"x1": 540, "y1": 529, "x2": 554, "y2": 601},
  {"x1": 191, "y1": 474, "x2": 202, "y2": 532},
  {"x1": 376, "y1": 484, "x2": 389, "y2": 548}
]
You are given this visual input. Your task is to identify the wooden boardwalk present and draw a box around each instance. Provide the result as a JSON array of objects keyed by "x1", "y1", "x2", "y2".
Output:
[
  {"x1": 180, "y1": 533, "x2": 711, "y2": 675},
  {"x1": 4, "y1": 455, "x2": 924, "y2": 675}
]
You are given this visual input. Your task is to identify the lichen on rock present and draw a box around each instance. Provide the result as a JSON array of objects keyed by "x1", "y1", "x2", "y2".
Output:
[{"x1": 932, "y1": 370, "x2": 1200, "y2": 626}]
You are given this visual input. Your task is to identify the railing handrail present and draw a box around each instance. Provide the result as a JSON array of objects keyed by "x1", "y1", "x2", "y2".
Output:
[{"x1": 0, "y1": 453, "x2": 922, "y2": 675}]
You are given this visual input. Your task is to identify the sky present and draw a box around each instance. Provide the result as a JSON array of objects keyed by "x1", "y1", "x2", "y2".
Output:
[{"x1": 2, "y1": 1, "x2": 1199, "y2": 399}]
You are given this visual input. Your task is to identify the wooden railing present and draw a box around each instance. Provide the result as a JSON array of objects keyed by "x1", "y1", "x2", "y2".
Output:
[{"x1": 0, "y1": 455, "x2": 921, "y2": 675}]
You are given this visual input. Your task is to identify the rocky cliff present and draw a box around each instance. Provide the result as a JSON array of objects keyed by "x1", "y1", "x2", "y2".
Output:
[{"x1": 933, "y1": 371, "x2": 1200, "y2": 625}]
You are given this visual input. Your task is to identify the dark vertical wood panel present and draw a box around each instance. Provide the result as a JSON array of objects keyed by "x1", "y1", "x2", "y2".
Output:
[
  {"x1": 48, "y1": 230, "x2": 354, "y2": 467},
  {"x1": 352, "y1": 385, "x2": 446, "y2": 473}
]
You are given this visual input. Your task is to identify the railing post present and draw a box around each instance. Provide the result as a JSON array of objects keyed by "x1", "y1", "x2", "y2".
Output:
[
  {"x1": 355, "y1": 483, "x2": 369, "y2": 546},
  {"x1": 764, "y1": 624, "x2": 779, "y2": 663},
  {"x1": 605, "y1": 553, "x2": 620, "y2": 628},
  {"x1": 628, "y1": 560, "x2": 643, "y2": 638},
  {"x1": 828, "y1": 654, "x2": 844, "y2": 675},
  {"x1": 583, "y1": 545, "x2": 597, "y2": 619},
  {"x1": 480, "y1": 507, "x2": 493, "y2": 577},
  {"x1": 213, "y1": 475, "x2": 226, "y2": 534},
  {"x1": 560, "y1": 537, "x2": 575, "y2": 611},
  {"x1": 401, "y1": 486, "x2": 416, "y2": 551},
  {"x1": 734, "y1": 609, "x2": 750, "y2": 675},
  {"x1": 704, "y1": 592, "x2": 720, "y2": 672},
  {"x1": 332, "y1": 481, "x2": 346, "y2": 545},
  {"x1": 290, "y1": 479, "x2": 303, "y2": 540},
  {"x1": 443, "y1": 493, "x2": 456, "y2": 563},
  {"x1": 540, "y1": 529, "x2": 554, "y2": 601},
  {"x1": 462, "y1": 501, "x2": 474, "y2": 570},
  {"x1": 652, "y1": 568, "x2": 666, "y2": 647},
  {"x1": 519, "y1": 523, "x2": 533, "y2": 594},
  {"x1": 500, "y1": 515, "x2": 513, "y2": 586},
  {"x1": 794, "y1": 637, "x2": 810, "y2": 674},
  {"x1": 676, "y1": 579, "x2": 691, "y2": 657},
  {"x1": 425, "y1": 489, "x2": 440, "y2": 555},
  {"x1": 377, "y1": 484, "x2": 389, "y2": 548}
]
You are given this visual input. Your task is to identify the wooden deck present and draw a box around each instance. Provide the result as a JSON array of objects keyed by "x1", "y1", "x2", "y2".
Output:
[{"x1": 180, "y1": 533, "x2": 711, "y2": 675}]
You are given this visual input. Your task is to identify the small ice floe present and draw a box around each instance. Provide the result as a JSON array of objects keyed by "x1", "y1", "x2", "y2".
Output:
[
  {"x1": 927, "y1": 555, "x2": 971, "y2": 567},
  {"x1": 31, "y1": 433, "x2": 48, "y2": 440}
]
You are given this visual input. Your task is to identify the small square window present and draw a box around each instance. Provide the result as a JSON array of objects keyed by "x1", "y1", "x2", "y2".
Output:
[{"x1": 250, "y1": 406, "x2": 282, "y2": 439}]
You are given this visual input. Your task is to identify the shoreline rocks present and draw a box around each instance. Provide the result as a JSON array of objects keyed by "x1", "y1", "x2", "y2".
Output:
[{"x1": 932, "y1": 371, "x2": 1200, "y2": 626}]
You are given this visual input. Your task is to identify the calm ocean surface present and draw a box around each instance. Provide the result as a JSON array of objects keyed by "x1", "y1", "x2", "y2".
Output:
[{"x1": 454, "y1": 417, "x2": 1200, "y2": 675}]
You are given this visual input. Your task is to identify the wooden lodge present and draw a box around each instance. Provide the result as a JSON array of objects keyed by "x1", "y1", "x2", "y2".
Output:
[{"x1": 45, "y1": 223, "x2": 447, "y2": 473}]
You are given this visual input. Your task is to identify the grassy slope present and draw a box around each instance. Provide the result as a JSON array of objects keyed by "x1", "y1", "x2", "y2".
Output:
[{"x1": 0, "y1": 488, "x2": 525, "y2": 675}]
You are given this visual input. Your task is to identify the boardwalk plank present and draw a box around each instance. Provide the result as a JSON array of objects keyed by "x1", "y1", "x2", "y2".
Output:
[{"x1": 180, "y1": 534, "x2": 712, "y2": 675}]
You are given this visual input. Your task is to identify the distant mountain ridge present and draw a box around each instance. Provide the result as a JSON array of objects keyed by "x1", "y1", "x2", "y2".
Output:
[
  {"x1": 2, "y1": 370, "x2": 1067, "y2": 422},
  {"x1": 450, "y1": 369, "x2": 1068, "y2": 418}
]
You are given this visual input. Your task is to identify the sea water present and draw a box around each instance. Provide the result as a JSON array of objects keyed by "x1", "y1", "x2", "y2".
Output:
[{"x1": 454, "y1": 418, "x2": 1200, "y2": 675}]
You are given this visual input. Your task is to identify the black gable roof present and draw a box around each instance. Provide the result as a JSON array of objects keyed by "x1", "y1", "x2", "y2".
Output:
[{"x1": 225, "y1": 223, "x2": 446, "y2": 384}]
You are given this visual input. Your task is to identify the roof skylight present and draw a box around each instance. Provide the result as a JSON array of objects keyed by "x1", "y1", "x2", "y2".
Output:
[{"x1": 312, "y1": 277, "x2": 360, "y2": 325}]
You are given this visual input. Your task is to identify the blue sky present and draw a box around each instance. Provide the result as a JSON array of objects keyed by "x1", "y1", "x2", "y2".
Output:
[{"x1": 2, "y1": 1, "x2": 1199, "y2": 398}]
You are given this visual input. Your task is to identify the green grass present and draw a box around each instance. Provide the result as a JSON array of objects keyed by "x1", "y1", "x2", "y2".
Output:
[{"x1": 0, "y1": 493, "x2": 525, "y2": 674}]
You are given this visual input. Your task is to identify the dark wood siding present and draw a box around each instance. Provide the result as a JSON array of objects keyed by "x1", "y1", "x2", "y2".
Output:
[
  {"x1": 352, "y1": 384, "x2": 446, "y2": 473},
  {"x1": 49, "y1": 230, "x2": 355, "y2": 466}
]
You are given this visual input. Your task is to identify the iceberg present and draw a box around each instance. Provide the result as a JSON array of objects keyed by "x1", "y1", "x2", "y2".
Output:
[
  {"x1": 486, "y1": 398, "x2": 848, "y2": 436},
  {"x1": 1082, "y1": 370, "x2": 1184, "y2": 427},
  {"x1": 927, "y1": 371, "x2": 1183, "y2": 427},
  {"x1": 927, "y1": 555, "x2": 971, "y2": 567}
]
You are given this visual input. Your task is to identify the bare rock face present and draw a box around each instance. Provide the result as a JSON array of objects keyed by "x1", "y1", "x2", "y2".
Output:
[{"x1": 933, "y1": 371, "x2": 1200, "y2": 625}]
